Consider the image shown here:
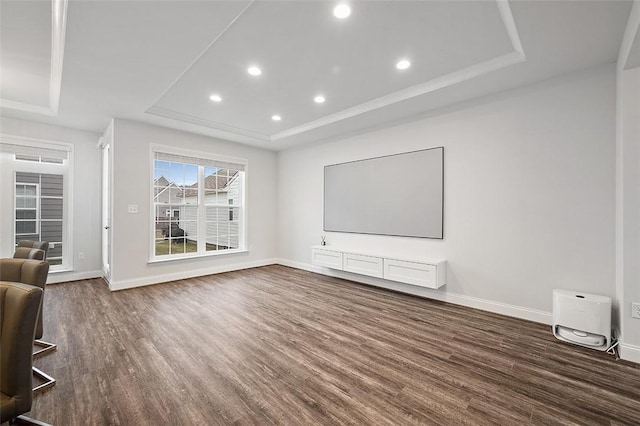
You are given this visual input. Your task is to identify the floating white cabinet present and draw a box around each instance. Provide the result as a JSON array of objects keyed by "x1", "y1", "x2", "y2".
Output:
[
  {"x1": 384, "y1": 259, "x2": 437, "y2": 288},
  {"x1": 343, "y1": 253, "x2": 384, "y2": 278},
  {"x1": 311, "y1": 246, "x2": 446, "y2": 289},
  {"x1": 311, "y1": 248, "x2": 343, "y2": 269}
]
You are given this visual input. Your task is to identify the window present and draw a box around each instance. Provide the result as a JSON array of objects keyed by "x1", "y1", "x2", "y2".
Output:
[
  {"x1": 15, "y1": 173, "x2": 64, "y2": 265},
  {"x1": 15, "y1": 155, "x2": 64, "y2": 164},
  {"x1": 15, "y1": 183, "x2": 37, "y2": 234},
  {"x1": 152, "y1": 150, "x2": 245, "y2": 259},
  {"x1": 164, "y1": 209, "x2": 180, "y2": 218},
  {"x1": 0, "y1": 137, "x2": 71, "y2": 271}
]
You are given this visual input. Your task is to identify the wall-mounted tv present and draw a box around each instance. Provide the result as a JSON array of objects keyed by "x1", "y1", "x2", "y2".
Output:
[{"x1": 324, "y1": 147, "x2": 443, "y2": 239}]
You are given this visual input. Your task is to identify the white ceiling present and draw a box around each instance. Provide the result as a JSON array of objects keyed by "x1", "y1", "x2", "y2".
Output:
[
  {"x1": 0, "y1": 0, "x2": 634, "y2": 150},
  {"x1": 0, "y1": 1, "x2": 51, "y2": 106}
]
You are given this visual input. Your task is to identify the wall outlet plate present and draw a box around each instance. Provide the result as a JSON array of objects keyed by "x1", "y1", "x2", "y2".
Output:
[
  {"x1": 127, "y1": 205, "x2": 138, "y2": 214},
  {"x1": 632, "y1": 302, "x2": 640, "y2": 319}
]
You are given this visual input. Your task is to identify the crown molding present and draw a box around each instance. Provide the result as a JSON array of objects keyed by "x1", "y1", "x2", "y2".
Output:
[
  {"x1": 272, "y1": 0, "x2": 525, "y2": 141},
  {"x1": 49, "y1": 0, "x2": 68, "y2": 115},
  {"x1": 0, "y1": 0, "x2": 68, "y2": 116},
  {"x1": 146, "y1": 0, "x2": 254, "y2": 109},
  {"x1": 0, "y1": 99, "x2": 57, "y2": 116},
  {"x1": 0, "y1": 133, "x2": 73, "y2": 152},
  {"x1": 618, "y1": 0, "x2": 640, "y2": 72},
  {"x1": 271, "y1": 51, "x2": 525, "y2": 142},
  {"x1": 145, "y1": 106, "x2": 270, "y2": 143},
  {"x1": 496, "y1": 0, "x2": 524, "y2": 57}
]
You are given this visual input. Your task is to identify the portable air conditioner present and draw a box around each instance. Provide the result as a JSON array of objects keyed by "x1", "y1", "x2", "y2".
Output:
[{"x1": 552, "y1": 289, "x2": 611, "y2": 351}]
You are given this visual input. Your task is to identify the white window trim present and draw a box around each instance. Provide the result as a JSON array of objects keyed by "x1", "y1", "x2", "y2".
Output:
[
  {"x1": 149, "y1": 144, "x2": 248, "y2": 262},
  {"x1": 1, "y1": 134, "x2": 73, "y2": 271}
]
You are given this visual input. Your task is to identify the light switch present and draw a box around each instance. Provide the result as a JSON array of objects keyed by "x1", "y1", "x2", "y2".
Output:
[{"x1": 127, "y1": 205, "x2": 138, "y2": 214}]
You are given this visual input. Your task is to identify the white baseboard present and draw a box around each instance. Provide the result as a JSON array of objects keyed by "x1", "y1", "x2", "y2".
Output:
[
  {"x1": 275, "y1": 259, "x2": 552, "y2": 325},
  {"x1": 108, "y1": 258, "x2": 279, "y2": 291},
  {"x1": 276, "y1": 258, "x2": 314, "y2": 272},
  {"x1": 619, "y1": 343, "x2": 640, "y2": 364},
  {"x1": 47, "y1": 269, "x2": 102, "y2": 284}
]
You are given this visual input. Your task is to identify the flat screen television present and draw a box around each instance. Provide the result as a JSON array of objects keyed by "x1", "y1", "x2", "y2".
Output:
[{"x1": 324, "y1": 147, "x2": 443, "y2": 239}]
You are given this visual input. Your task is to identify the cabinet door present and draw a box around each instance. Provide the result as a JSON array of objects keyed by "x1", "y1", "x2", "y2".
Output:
[
  {"x1": 384, "y1": 259, "x2": 438, "y2": 288},
  {"x1": 343, "y1": 253, "x2": 383, "y2": 278},
  {"x1": 311, "y1": 249, "x2": 343, "y2": 270}
]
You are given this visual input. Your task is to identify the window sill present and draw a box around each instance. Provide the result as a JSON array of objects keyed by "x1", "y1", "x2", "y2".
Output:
[
  {"x1": 49, "y1": 268, "x2": 74, "y2": 274},
  {"x1": 148, "y1": 249, "x2": 248, "y2": 264}
]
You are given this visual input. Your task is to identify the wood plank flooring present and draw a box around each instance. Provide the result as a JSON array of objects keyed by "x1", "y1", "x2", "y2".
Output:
[{"x1": 27, "y1": 265, "x2": 640, "y2": 425}]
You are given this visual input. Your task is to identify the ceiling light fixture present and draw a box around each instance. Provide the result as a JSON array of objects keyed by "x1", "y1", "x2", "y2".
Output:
[
  {"x1": 314, "y1": 95, "x2": 326, "y2": 104},
  {"x1": 247, "y1": 66, "x2": 262, "y2": 76},
  {"x1": 209, "y1": 94, "x2": 222, "y2": 102},
  {"x1": 272, "y1": 115, "x2": 282, "y2": 121},
  {"x1": 333, "y1": 3, "x2": 351, "y2": 19},
  {"x1": 396, "y1": 59, "x2": 411, "y2": 70}
]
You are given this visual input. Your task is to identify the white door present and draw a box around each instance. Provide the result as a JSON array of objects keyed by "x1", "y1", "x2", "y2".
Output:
[{"x1": 101, "y1": 142, "x2": 111, "y2": 282}]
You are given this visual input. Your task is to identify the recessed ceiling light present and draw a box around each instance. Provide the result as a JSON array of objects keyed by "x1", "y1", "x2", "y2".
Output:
[
  {"x1": 396, "y1": 59, "x2": 411, "y2": 70},
  {"x1": 247, "y1": 66, "x2": 262, "y2": 76},
  {"x1": 314, "y1": 95, "x2": 326, "y2": 104},
  {"x1": 333, "y1": 3, "x2": 351, "y2": 19},
  {"x1": 272, "y1": 115, "x2": 282, "y2": 121},
  {"x1": 209, "y1": 94, "x2": 222, "y2": 102}
]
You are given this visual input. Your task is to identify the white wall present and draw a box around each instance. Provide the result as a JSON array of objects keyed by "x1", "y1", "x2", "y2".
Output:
[
  {"x1": 616, "y1": 0, "x2": 640, "y2": 363},
  {"x1": 0, "y1": 116, "x2": 103, "y2": 283},
  {"x1": 277, "y1": 64, "x2": 616, "y2": 323},
  {"x1": 109, "y1": 119, "x2": 277, "y2": 290},
  {"x1": 619, "y1": 66, "x2": 640, "y2": 357}
]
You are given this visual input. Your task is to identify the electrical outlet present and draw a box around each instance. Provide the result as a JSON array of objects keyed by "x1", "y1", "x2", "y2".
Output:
[
  {"x1": 632, "y1": 302, "x2": 640, "y2": 319},
  {"x1": 127, "y1": 204, "x2": 138, "y2": 214},
  {"x1": 78, "y1": 252, "x2": 85, "y2": 260}
]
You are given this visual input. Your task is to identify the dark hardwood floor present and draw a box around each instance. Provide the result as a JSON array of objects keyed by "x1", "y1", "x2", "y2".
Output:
[{"x1": 27, "y1": 265, "x2": 640, "y2": 425}]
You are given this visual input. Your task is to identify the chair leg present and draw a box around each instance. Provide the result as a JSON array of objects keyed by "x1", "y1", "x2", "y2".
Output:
[
  {"x1": 32, "y1": 367, "x2": 56, "y2": 393},
  {"x1": 33, "y1": 339, "x2": 57, "y2": 358},
  {"x1": 10, "y1": 415, "x2": 52, "y2": 425}
]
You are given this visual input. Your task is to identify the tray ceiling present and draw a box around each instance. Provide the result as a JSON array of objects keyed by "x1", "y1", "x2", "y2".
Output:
[
  {"x1": 0, "y1": 1, "x2": 634, "y2": 150},
  {"x1": 148, "y1": 1, "x2": 521, "y2": 141},
  {"x1": 0, "y1": 0, "x2": 66, "y2": 115}
]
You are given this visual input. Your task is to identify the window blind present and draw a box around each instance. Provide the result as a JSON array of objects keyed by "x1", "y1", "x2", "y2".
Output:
[
  {"x1": 0, "y1": 141, "x2": 70, "y2": 160},
  {"x1": 155, "y1": 151, "x2": 246, "y2": 172}
]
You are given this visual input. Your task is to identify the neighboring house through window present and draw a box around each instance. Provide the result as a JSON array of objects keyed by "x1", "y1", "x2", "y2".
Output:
[
  {"x1": 15, "y1": 172, "x2": 64, "y2": 265},
  {"x1": 0, "y1": 137, "x2": 72, "y2": 271},
  {"x1": 152, "y1": 148, "x2": 246, "y2": 259}
]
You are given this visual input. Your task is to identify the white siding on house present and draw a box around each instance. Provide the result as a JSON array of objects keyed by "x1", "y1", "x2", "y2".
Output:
[
  {"x1": 181, "y1": 205, "x2": 198, "y2": 241},
  {"x1": 155, "y1": 186, "x2": 182, "y2": 205},
  {"x1": 221, "y1": 174, "x2": 240, "y2": 248},
  {"x1": 180, "y1": 172, "x2": 241, "y2": 249},
  {"x1": 206, "y1": 206, "x2": 239, "y2": 249},
  {"x1": 15, "y1": 172, "x2": 64, "y2": 261}
]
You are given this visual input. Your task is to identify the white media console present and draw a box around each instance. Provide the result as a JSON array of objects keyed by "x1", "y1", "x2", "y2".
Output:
[{"x1": 311, "y1": 246, "x2": 446, "y2": 289}]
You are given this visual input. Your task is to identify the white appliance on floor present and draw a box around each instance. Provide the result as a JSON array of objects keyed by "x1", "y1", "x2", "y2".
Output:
[{"x1": 552, "y1": 289, "x2": 611, "y2": 351}]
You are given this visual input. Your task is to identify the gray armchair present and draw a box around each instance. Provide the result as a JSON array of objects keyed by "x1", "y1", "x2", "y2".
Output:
[
  {"x1": 13, "y1": 240, "x2": 48, "y2": 261},
  {"x1": 13, "y1": 241, "x2": 55, "y2": 358},
  {"x1": 2, "y1": 255, "x2": 56, "y2": 393},
  {"x1": 0, "y1": 280, "x2": 51, "y2": 425}
]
